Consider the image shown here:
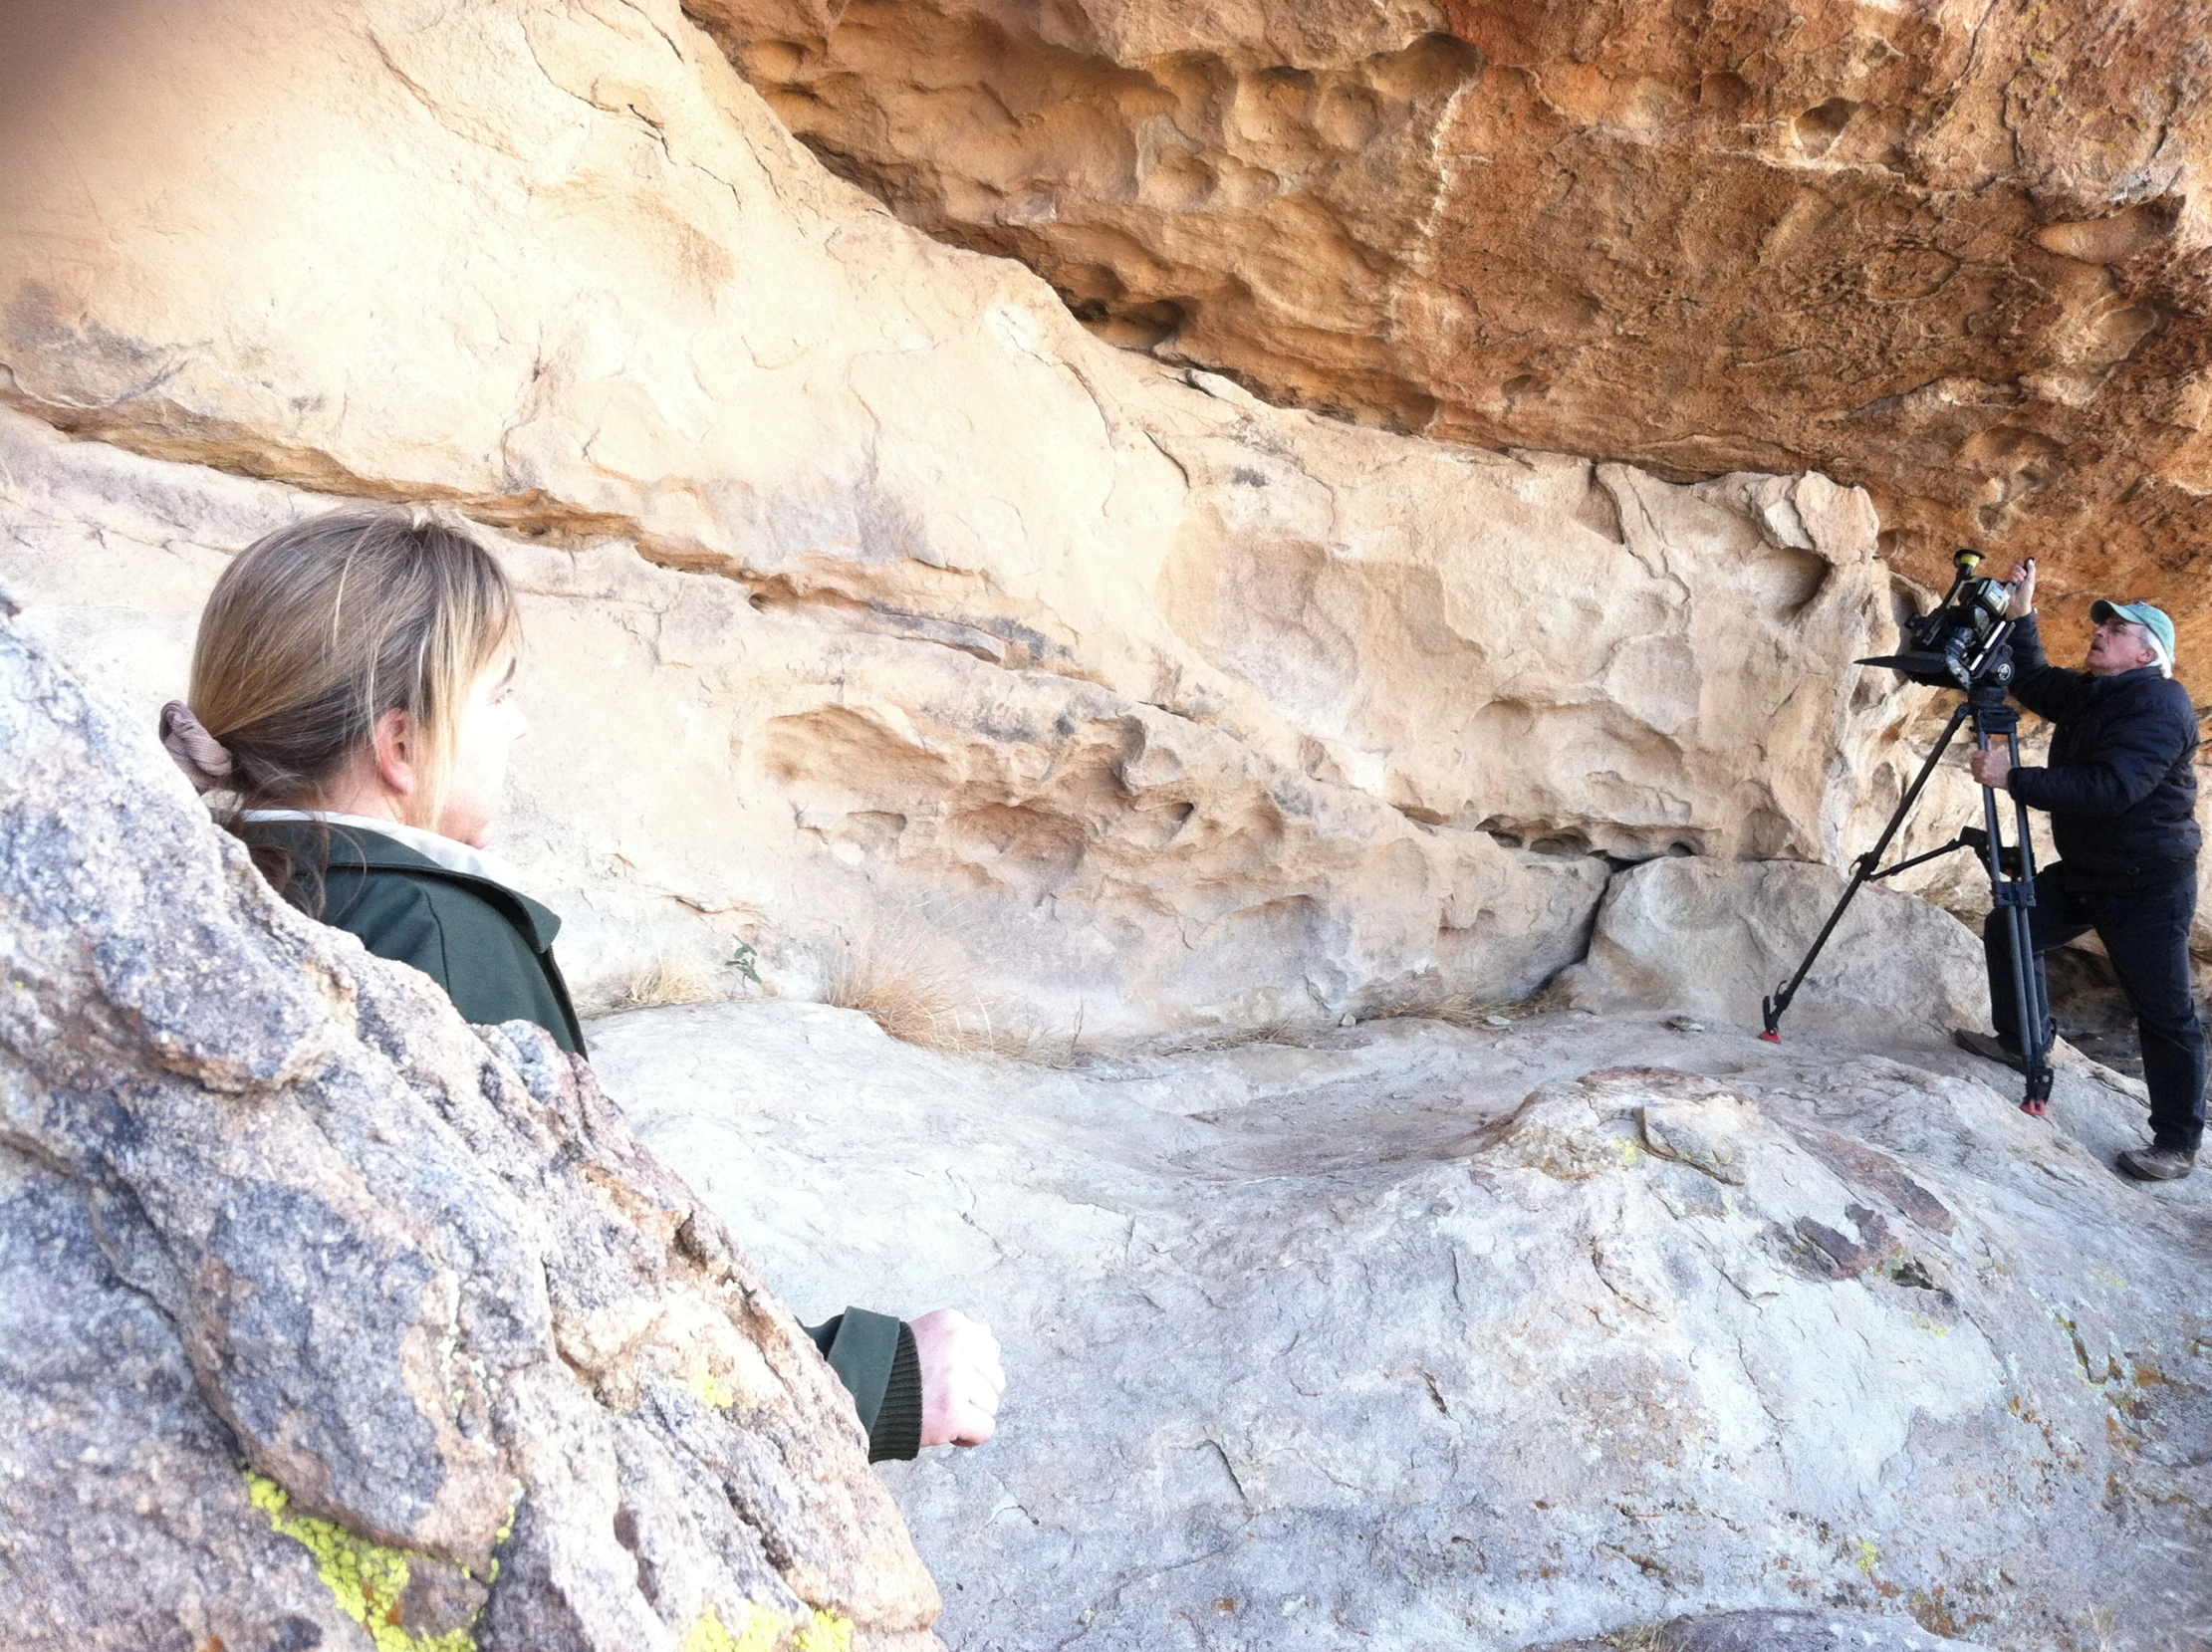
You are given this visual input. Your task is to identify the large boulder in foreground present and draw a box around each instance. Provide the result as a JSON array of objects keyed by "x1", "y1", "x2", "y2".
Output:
[
  {"x1": 599, "y1": 996, "x2": 2212, "y2": 1652},
  {"x1": 0, "y1": 618, "x2": 941, "y2": 1646}
]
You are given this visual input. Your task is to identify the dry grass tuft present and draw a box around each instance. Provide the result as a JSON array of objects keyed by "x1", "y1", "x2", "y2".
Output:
[
  {"x1": 828, "y1": 953, "x2": 982, "y2": 1050},
  {"x1": 1150, "y1": 1019, "x2": 1304, "y2": 1056},
  {"x1": 620, "y1": 951, "x2": 721, "y2": 1011},
  {"x1": 1364, "y1": 979, "x2": 1568, "y2": 1030},
  {"x1": 824, "y1": 917, "x2": 1052, "y2": 1058}
]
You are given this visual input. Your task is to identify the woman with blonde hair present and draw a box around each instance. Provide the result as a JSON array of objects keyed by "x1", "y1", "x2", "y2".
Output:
[{"x1": 163, "y1": 507, "x2": 1003, "y2": 1462}]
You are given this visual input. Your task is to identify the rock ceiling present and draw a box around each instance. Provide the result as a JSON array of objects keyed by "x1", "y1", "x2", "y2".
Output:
[{"x1": 693, "y1": 0, "x2": 2212, "y2": 667}]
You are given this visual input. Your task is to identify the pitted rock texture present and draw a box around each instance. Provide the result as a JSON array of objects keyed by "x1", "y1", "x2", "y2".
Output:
[
  {"x1": 0, "y1": 617, "x2": 941, "y2": 1649},
  {"x1": 693, "y1": 0, "x2": 2212, "y2": 678},
  {"x1": 602, "y1": 995, "x2": 2212, "y2": 1652},
  {"x1": 0, "y1": 0, "x2": 1962, "y2": 1037}
]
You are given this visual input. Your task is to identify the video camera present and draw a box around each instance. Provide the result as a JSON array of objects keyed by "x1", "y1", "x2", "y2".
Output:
[{"x1": 1857, "y1": 549, "x2": 2017, "y2": 690}]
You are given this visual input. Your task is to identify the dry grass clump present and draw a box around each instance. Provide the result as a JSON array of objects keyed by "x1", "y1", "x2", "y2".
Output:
[
  {"x1": 1150, "y1": 1019, "x2": 1303, "y2": 1056},
  {"x1": 619, "y1": 951, "x2": 721, "y2": 1011},
  {"x1": 1363, "y1": 978, "x2": 1568, "y2": 1029},
  {"x1": 824, "y1": 917, "x2": 1057, "y2": 1059},
  {"x1": 828, "y1": 947, "x2": 984, "y2": 1050}
]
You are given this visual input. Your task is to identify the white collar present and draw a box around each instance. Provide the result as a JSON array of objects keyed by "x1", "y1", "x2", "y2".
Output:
[{"x1": 238, "y1": 810, "x2": 534, "y2": 896}]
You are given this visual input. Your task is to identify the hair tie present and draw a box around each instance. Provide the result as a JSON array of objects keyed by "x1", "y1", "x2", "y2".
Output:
[{"x1": 159, "y1": 700, "x2": 235, "y2": 793}]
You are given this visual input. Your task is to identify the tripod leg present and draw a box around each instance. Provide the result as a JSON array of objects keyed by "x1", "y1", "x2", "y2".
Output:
[
  {"x1": 2008, "y1": 751, "x2": 2055, "y2": 1115},
  {"x1": 1978, "y1": 716, "x2": 2055, "y2": 1115},
  {"x1": 1761, "y1": 700, "x2": 1974, "y2": 1040},
  {"x1": 2002, "y1": 901, "x2": 2054, "y2": 1114}
]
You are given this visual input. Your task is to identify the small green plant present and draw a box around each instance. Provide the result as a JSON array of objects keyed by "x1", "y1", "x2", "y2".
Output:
[{"x1": 727, "y1": 941, "x2": 762, "y2": 986}]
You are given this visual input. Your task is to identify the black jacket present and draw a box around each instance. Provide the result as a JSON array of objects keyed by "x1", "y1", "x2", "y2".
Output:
[
  {"x1": 242, "y1": 819, "x2": 923, "y2": 1460},
  {"x1": 2005, "y1": 614, "x2": 2201, "y2": 887}
]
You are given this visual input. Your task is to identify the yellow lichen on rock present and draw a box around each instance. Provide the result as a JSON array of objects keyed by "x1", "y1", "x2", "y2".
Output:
[
  {"x1": 660, "y1": 1297, "x2": 777, "y2": 1410},
  {"x1": 792, "y1": 1611, "x2": 854, "y2": 1652},
  {"x1": 682, "y1": 1604, "x2": 855, "y2": 1652},
  {"x1": 244, "y1": 1470, "x2": 477, "y2": 1652},
  {"x1": 688, "y1": 1354, "x2": 739, "y2": 1409}
]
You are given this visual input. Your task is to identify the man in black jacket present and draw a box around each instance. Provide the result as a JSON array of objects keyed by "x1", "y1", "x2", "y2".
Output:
[{"x1": 1956, "y1": 559, "x2": 2205, "y2": 1181}]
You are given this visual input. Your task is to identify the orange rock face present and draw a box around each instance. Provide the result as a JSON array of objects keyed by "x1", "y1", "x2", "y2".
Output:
[{"x1": 693, "y1": 0, "x2": 2212, "y2": 674}]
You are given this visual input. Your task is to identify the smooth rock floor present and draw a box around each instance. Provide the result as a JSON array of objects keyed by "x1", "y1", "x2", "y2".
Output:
[{"x1": 598, "y1": 1000, "x2": 2211, "y2": 1652}]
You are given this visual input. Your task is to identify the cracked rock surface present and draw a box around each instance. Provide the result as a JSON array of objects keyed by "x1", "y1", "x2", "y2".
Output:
[
  {"x1": 601, "y1": 984, "x2": 2211, "y2": 1652},
  {"x1": 0, "y1": 618, "x2": 941, "y2": 1648}
]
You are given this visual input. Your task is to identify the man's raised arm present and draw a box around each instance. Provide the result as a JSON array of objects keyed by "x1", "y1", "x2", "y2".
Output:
[{"x1": 1999, "y1": 559, "x2": 2092, "y2": 725}]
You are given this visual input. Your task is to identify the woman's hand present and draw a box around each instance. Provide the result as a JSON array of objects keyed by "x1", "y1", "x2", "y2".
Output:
[
  {"x1": 2005, "y1": 557, "x2": 2038, "y2": 618},
  {"x1": 911, "y1": 1307, "x2": 1005, "y2": 1447}
]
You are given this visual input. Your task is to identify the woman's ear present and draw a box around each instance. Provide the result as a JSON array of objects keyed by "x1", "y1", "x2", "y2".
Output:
[{"x1": 370, "y1": 707, "x2": 418, "y2": 799}]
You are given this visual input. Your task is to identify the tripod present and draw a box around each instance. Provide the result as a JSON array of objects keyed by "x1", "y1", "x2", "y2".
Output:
[{"x1": 1759, "y1": 648, "x2": 2056, "y2": 1115}]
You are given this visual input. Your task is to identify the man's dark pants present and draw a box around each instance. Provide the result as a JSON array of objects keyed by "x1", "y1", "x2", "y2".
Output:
[{"x1": 1984, "y1": 859, "x2": 2207, "y2": 1151}]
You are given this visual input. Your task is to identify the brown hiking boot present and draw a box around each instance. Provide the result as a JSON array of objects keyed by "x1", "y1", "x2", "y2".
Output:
[
  {"x1": 2116, "y1": 1144, "x2": 2197, "y2": 1182},
  {"x1": 1951, "y1": 1027, "x2": 2025, "y2": 1072}
]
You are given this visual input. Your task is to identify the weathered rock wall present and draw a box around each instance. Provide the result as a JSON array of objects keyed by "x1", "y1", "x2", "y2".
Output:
[
  {"x1": 692, "y1": 0, "x2": 2212, "y2": 678},
  {"x1": 0, "y1": 616, "x2": 942, "y2": 1650},
  {"x1": 0, "y1": 0, "x2": 1967, "y2": 1036}
]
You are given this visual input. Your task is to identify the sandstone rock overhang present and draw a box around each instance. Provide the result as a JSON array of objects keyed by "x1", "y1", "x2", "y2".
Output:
[
  {"x1": 691, "y1": 0, "x2": 2212, "y2": 676},
  {"x1": 3, "y1": 0, "x2": 2005, "y2": 1039}
]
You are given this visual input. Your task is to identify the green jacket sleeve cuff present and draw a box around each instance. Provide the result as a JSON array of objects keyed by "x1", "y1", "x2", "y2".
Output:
[
  {"x1": 802, "y1": 1307, "x2": 920, "y2": 1462},
  {"x1": 870, "y1": 1322, "x2": 923, "y2": 1463}
]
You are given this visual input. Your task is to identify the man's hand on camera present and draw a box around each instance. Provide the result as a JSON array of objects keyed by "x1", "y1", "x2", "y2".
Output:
[
  {"x1": 1969, "y1": 745, "x2": 2012, "y2": 790},
  {"x1": 2005, "y1": 557, "x2": 2037, "y2": 618},
  {"x1": 911, "y1": 1307, "x2": 1006, "y2": 1448}
]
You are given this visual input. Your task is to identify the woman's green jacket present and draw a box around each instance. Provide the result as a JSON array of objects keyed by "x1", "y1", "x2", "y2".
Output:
[
  {"x1": 257, "y1": 821, "x2": 588, "y2": 1052},
  {"x1": 244, "y1": 821, "x2": 922, "y2": 1461}
]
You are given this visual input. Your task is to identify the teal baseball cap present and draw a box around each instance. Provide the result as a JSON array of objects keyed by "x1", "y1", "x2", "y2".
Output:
[{"x1": 2089, "y1": 598, "x2": 2176, "y2": 668}]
